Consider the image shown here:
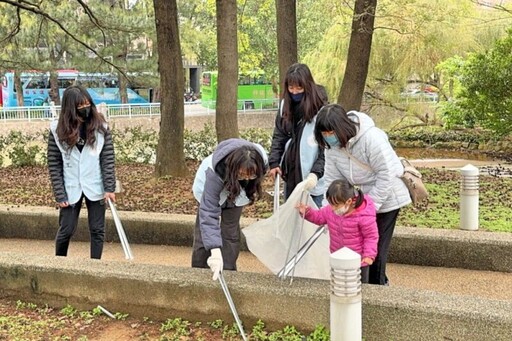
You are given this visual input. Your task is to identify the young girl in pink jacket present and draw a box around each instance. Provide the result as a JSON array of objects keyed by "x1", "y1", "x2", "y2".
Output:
[{"x1": 297, "y1": 179, "x2": 379, "y2": 283}]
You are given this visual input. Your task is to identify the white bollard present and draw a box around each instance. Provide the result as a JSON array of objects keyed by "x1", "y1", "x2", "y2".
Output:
[
  {"x1": 329, "y1": 247, "x2": 362, "y2": 341},
  {"x1": 50, "y1": 101, "x2": 57, "y2": 119},
  {"x1": 97, "y1": 102, "x2": 108, "y2": 120},
  {"x1": 460, "y1": 164, "x2": 479, "y2": 231}
]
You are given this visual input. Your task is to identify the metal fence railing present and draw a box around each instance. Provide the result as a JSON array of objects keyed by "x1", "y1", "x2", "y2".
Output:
[
  {"x1": 0, "y1": 98, "x2": 279, "y2": 122},
  {"x1": 0, "y1": 105, "x2": 57, "y2": 121},
  {"x1": 98, "y1": 103, "x2": 161, "y2": 119},
  {"x1": 201, "y1": 98, "x2": 280, "y2": 111}
]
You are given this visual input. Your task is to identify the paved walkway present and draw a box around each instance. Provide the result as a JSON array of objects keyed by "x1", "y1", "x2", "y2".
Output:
[{"x1": 3, "y1": 238, "x2": 512, "y2": 302}]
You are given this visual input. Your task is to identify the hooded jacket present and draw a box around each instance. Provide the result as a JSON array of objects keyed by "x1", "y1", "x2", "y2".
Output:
[
  {"x1": 304, "y1": 194, "x2": 378, "y2": 265},
  {"x1": 323, "y1": 111, "x2": 411, "y2": 213},
  {"x1": 192, "y1": 138, "x2": 268, "y2": 250}
]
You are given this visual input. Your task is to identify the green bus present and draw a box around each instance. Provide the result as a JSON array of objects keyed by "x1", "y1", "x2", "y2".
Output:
[{"x1": 201, "y1": 71, "x2": 276, "y2": 110}]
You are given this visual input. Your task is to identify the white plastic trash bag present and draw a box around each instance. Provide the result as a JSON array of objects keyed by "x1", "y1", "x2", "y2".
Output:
[{"x1": 243, "y1": 181, "x2": 330, "y2": 280}]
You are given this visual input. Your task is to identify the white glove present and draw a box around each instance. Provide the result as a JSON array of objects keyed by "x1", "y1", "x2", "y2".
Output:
[
  {"x1": 207, "y1": 248, "x2": 223, "y2": 281},
  {"x1": 304, "y1": 173, "x2": 318, "y2": 191}
]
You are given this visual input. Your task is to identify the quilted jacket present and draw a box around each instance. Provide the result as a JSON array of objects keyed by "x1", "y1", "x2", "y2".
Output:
[
  {"x1": 323, "y1": 111, "x2": 411, "y2": 213},
  {"x1": 304, "y1": 194, "x2": 379, "y2": 265}
]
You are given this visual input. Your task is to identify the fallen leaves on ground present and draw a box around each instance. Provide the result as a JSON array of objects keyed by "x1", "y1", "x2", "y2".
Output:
[{"x1": 0, "y1": 161, "x2": 274, "y2": 218}]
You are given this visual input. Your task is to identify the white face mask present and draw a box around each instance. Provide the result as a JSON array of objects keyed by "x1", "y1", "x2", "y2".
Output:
[{"x1": 334, "y1": 205, "x2": 349, "y2": 216}]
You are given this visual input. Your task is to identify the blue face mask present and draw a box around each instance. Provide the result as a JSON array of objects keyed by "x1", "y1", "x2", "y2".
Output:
[
  {"x1": 291, "y1": 93, "x2": 304, "y2": 102},
  {"x1": 323, "y1": 135, "x2": 340, "y2": 148}
]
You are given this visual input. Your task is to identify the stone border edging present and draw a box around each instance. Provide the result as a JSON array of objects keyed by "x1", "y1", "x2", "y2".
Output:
[{"x1": 0, "y1": 252, "x2": 511, "y2": 340}]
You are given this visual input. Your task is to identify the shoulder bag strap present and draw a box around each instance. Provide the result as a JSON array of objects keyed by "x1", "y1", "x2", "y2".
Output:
[{"x1": 340, "y1": 148, "x2": 372, "y2": 172}]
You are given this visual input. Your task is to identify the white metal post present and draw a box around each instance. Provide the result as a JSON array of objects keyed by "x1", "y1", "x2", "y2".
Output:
[
  {"x1": 330, "y1": 247, "x2": 362, "y2": 341},
  {"x1": 460, "y1": 164, "x2": 479, "y2": 231}
]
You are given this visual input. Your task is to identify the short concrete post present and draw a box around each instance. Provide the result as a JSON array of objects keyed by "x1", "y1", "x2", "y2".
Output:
[
  {"x1": 97, "y1": 102, "x2": 108, "y2": 120},
  {"x1": 330, "y1": 247, "x2": 362, "y2": 341},
  {"x1": 460, "y1": 164, "x2": 479, "y2": 231},
  {"x1": 50, "y1": 101, "x2": 57, "y2": 119}
]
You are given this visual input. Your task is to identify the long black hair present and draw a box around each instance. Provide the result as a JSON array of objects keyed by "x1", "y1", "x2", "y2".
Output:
[
  {"x1": 57, "y1": 85, "x2": 106, "y2": 149},
  {"x1": 326, "y1": 179, "x2": 364, "y2": 209},
  {"x1": 281, "y1": 63, "x2": 326, "y2": 123},
  {"x1": 224, "y1": 146, "x2": 267, "y2": 203},
  {"x1": 314, "y1": 104, "x2": 358, "y2": 149}
]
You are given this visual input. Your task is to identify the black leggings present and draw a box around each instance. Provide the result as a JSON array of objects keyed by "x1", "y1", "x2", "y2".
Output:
[
  {"x1": 191, "y1": 205, "x2": 244, "y2": 271},
  {"x1": 369, "y1": 209, "x2": 400, "y2": 285},
  {"x1": 55, "y1": 194, "x2": 106, "y2": 259}
]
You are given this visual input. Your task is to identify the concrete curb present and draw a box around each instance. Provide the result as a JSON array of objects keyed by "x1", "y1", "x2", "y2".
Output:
[
  {"x1": 1, "y1": 205, "x2": 512, "y2": 273},
  {"x1": 1, "y1": 252, "x2": 511, "y2": 340}
]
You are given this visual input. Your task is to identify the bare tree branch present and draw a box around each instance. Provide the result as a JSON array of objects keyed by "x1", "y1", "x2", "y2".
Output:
[
  {"x1": 470, "y1": 0, "x2": 512, "y2": 15},
  {"x1": 76, "y1": 0, "x2": 107, "y2": 46},
  {"x1": 0, "y1": 0, "x2": 126, "y2": 77},
  {"x1": 0, "y1": 6, "x2": 21, "y2": 44},
  {"x1": 0, "y1": 58, "x2": 42, "y2": 70},
  {"x1": 365, "y1": 83, "x2": 408, "y2": 112}
]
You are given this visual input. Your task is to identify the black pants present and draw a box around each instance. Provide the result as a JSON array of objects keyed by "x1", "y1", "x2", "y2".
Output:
[
  {"x1": 191, "y1": 205, "x2": 244, "y2": 271},
  {"x1": 361, "y1": 266, "x2": 370, "y2": 284},
  {"x1": 369, "y1": 209, "x2": 400, "y2": 285},
  {"x1": 55, "y1": 194, "x2": 106, "y2": 259}
]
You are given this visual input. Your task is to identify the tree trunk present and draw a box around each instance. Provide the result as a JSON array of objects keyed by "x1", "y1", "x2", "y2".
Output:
[
  {"x1": 276, "y1": 0, "x2": 297, "y2": 93},
  {"x1": 117, "y1": 70, "x2": 129, "y2": 104},
  {"x1": 14, "y1": 72, "x2": 24, "y2": 107},
  {"x1": 152, "y1": 0, "x2": 188, "y2": 177},
  {"x1": 337, "y1": 0, "x2": 377, "y2": 111},
  {"x1": 49, "y1": 71, "x2": 60, "y2": 105},
  {"x1": 215, "y1": 0, "x2": 238, "y2": 142}
]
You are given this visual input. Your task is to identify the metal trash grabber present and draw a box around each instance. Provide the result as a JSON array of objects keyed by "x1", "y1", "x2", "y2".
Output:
[
  {"x1": 282, "y1": 191, "x2": 308, "y2": 285},
  {"x1": 107, "y1": 198, "x2": 134, "y2": 260},
  {"x1": 218, "y1": 272, "x2": 248, "y2": 341},
  {"x1": 277, "y1": 225, "x2": 326, "y2": 279},
  {"x1": 272, "y1": 174, "x2": 281, "y2": 238},
  {"x1": 273, "y1": 174, "x2": 280, "y2": 214}
]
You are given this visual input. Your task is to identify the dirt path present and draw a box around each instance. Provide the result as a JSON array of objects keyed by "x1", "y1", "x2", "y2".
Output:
[{"x1": 2, "y1": 238, "x2": 512, "y2": 302}]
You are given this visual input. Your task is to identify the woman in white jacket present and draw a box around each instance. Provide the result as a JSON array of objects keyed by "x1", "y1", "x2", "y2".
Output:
[{"x1": 314, "y1": 104, "x2": 411, "y2": 285}]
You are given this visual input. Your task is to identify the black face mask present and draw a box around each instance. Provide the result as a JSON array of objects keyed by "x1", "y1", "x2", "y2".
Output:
[
  {"x1": 77, "y1": 106, "x2": 91, "y2": 120},
  {"x1": 238, "y1": 179, "x2": 250, "y2": 188}
]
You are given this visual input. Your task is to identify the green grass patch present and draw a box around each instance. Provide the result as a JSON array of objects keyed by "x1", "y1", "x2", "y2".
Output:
[{"x1": 398, "y1": 168, "x2": 512, "y2": 232}]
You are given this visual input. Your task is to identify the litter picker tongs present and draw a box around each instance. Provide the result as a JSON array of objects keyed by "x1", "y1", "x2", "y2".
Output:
[
  {"x1": 273, "y1": 174, "x2": 280, "y2": 214},
  {"x1": 277, "y1": 224, "x2": 326, "y2": 279},
  {"x1": 280, "y1": 190, "x2": 310, "y2": 285},
  {"x1": 218, "y1": 272, "x2": 248, "y2": 341},
  {"x1": 107, "y1": 198, "x2": 134, "y2": 260},
  {"x1": 272, "y1": 174, "x2": 281, "y2": 238}
]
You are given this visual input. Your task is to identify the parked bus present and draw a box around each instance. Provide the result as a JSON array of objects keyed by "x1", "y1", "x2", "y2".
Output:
[
  {"x1": 201, "y1": 71, "x2": 276, "y2": 110},
  {"x1": 1, "y1": 70, "x2": 148, "y2": 108}
]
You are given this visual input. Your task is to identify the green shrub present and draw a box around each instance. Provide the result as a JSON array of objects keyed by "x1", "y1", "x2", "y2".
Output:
[
  {"x1": 240, "y1": 127, "x2": 272, "y2": 152},
  {"x1": 0, "y1": 125, "x2": 273, "y2": 167},
  {"x1": 10, "y1": 124, "x2": 510, "y2": 170},
  {"x1": 387, "y1": 126, "x2": 496, "y2": 145},
  {"x1": 0, "y1": 134, "x2": 5, "y2": 167},
  {"x1": 5, "y1": 131, "x2": 46, "y2": 167},
  {"x1": 183, "y1": 123, "x2": 217, "y2": 160},
  {"x1": 111, "y1": 126, "x2": 158, "y2": 164}
]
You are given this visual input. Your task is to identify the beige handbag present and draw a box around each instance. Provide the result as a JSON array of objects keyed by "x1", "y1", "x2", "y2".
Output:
[
  {"x1": 398, "y1": 157, "x2": 429, "y2": 205},
  {"x1": 341, "y1": 149, "x2": 428, "y2": 206}
]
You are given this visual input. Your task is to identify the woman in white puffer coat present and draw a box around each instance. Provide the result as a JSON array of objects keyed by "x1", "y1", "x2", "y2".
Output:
[{"x1": 314, "y1": 103, "x2": 411, "y2": 285}]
